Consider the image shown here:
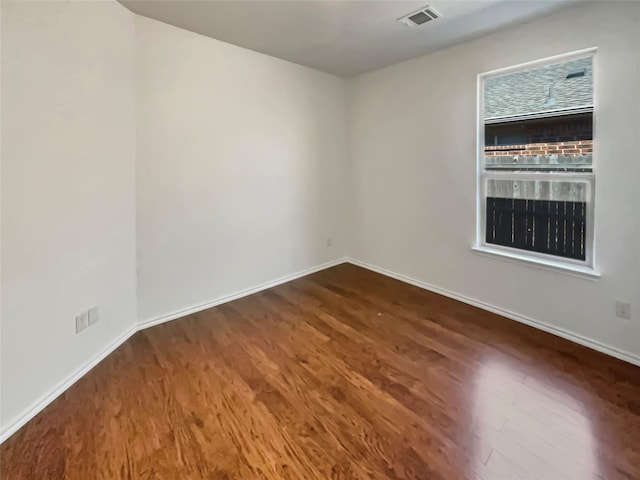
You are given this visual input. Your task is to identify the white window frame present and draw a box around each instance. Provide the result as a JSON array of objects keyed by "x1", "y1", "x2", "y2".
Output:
[{"x1": 473, "y1": 48, "x2": 600, "y2": 279}]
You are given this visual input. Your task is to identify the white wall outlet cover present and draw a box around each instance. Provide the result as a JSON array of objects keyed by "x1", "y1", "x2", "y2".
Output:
[
  {"x1": 75, "y1": 313, "x2": 88, "y2": 333},
  {"x1": 88, "y1": 306, "x2": 99, "y2": 326}
]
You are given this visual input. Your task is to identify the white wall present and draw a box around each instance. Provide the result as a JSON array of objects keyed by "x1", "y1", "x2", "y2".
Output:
[
  {"x1": 135, "y1": 16, "x2": 348, "y2": 322},
  {"x1": 348, "y1": 1, "x2": 640, "y2": 360},
  {"x1": 1, "y1": 0, "x2": 637, "y2": 446},
  {"x1": 1, "y1": 0, "x2": 136, "y2": 435}
]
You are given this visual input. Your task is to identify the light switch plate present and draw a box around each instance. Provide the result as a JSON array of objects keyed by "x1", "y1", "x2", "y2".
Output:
[{"x1": 615, "y1": 301, "x2": 631, "y2": 320}]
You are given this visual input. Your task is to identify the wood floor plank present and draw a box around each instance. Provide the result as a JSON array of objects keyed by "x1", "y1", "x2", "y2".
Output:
[{"x1": 2, "y1": 263, "x2": 639, "y2": 479}]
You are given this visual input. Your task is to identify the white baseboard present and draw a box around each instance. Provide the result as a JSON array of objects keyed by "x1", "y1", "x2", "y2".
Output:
[
  {"x1": 0, "y1": 257, "x2": 349, "y2": 445},
  {"x1": 346, "y1": 257, "x2": 640, "y2": 367},
  {"x1": 0, "y1": 325, "x2": 138, "y2": 443},
  {"x1": 138, "y1": 257, "x2": 348, "y2": 330},
  {"x1": 4, "y1": 254, "x2": 636, "y2": 444}
]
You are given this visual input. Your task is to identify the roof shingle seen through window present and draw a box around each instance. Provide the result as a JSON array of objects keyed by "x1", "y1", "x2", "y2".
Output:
[{"x1": 484, "y1": 57, "x2": 593, "y2": 120}]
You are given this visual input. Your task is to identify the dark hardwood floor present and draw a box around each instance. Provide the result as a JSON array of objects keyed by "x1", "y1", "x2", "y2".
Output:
[{"x1": 1, "y1": 263, "x2": 639, "y2": 479}]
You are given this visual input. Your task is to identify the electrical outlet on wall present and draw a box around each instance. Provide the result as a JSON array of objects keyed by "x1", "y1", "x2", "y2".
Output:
[
  {"x1": 76, "y1": 306, "x2": 99, "y2": 333},
  {"x1": 615, "y1": 301, "x2": 631, "y2": 320},
  {"x1": 88, "y1": 306, "x2": 99, "y2": 326},
  {"x1": 326, "y1": 237, "x2": 333, "y2": 247},
  {"x1": 75, "y1": 311, "x2": 88, "y2": 333}
]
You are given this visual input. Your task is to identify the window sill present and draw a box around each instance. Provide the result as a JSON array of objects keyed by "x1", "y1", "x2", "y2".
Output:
[{"x1": 471, "y1": 245, "x2": 601, "y2": 280}]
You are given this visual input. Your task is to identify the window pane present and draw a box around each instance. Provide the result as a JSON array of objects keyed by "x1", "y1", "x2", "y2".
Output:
[
  {"x1": 483, "y1": 57, "x2": 593, "y2": 173},
  {"x1": 484, "y1": 178, "x2": 590, "y2": 260},
  {"x1": 485, "y1": 196, "x2": 587, "y2": 260},
  {"x1": 484, "y1": 57, "x2": 593, "y2": 120},
  {"x1": 480, "y1": 53, "x2": 595, "y2": 264}
]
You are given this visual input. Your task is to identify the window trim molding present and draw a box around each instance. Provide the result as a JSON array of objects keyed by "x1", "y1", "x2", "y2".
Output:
[
  {"x1": 470, "y1": 245, "x2": 601, "y2": 280},
  {"x1": 475, "y1": 48, "x2": 598, "y2": 275}
]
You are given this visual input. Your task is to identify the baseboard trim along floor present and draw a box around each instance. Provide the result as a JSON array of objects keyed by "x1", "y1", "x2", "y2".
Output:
[
  {"x1": 346, "y1": 257, "x2": 640, "y2": 368},
  {"x1": 0, "y1": 325, "x2": 138, "y2": 443},
  {"x1": 0, "y1": 257, "x2": 347, "y2": 443},
  {"x1": 3, "y1": 255, "x2": 637, "y2": 444},
  {"x1": 137, "y1": 258, "x2": 349, "y2": 330}
]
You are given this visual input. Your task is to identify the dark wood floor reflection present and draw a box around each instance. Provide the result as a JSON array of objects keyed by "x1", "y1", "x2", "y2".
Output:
[{"x1": 2, "y1": 264, "x2": 639, "y2": 479}]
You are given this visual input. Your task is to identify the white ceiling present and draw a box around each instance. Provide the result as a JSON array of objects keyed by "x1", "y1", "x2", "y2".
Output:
[{"x1": 120, "y1": 0, "x2": 578, "y2": 77}]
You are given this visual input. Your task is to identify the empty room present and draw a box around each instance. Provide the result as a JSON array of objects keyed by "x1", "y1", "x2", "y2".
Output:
[{"x1": 1, "y1": 0, "x2": 639, "y2": 478}]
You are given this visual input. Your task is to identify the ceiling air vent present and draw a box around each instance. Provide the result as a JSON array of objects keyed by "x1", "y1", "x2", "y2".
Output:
[{"x1": 399, "y1": 6, "x2": 442, "y2": 27}]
